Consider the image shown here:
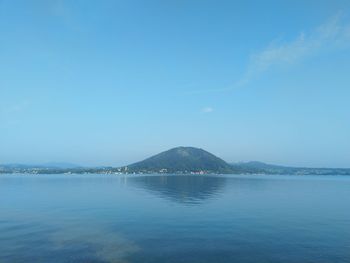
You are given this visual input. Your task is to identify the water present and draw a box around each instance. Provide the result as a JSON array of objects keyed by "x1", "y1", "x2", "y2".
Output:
[{"x1": 1, "y1": 174, "x2": 349, "y2": 263}]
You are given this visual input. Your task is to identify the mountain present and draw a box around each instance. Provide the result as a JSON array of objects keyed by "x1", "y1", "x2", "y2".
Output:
[
  {"x1": 0, "y1": 162, "x2": 80, "y2": 169},
  {"x1": 0, "y1": 164, "x2": 35, "y2": 169},
  {"x1": 232, "y1": 161, "x2": 284, "y2": 169},
  {"x1": 230, "y1": 161, "x2": 350, "y2": 175},
  {"x1": 127, "y1": 146, "x2": 233, "y2": 173},
  {"x1": 41, "y1": 162, "x2": 81, "y2": 169}
]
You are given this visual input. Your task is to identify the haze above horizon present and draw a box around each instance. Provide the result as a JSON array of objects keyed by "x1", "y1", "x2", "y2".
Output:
[{"x1": 1, "y1": 0, "x2": 350, "y2": 168}]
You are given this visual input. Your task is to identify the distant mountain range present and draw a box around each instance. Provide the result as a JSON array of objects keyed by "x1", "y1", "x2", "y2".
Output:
[
  {"x1": 1, "y1": 147, "x2": 350, "y2": 175},
  {"x1": 230, "y1": 161, "x2": 350, "y2": 175},
  {"x1": 0, "y1": 162, "x2": 80, "y2": 169}
]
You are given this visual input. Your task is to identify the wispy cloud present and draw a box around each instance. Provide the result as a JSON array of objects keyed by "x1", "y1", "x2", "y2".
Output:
[
  {"x1": 191, "y1": 13, "x2": 350, "y2": 93},
  {"x1": 202, "y1": 107, "x2": 214, "y2": 113},
  {"x1": 48, "y1": 0, "x2": 83, "y2": 32},
  {"x1": 239, "y1": 13, "x2": 350, "y2": 86},
  {"x1": 1, "y1": 100, "x2": 30, "y2": 115},
  {"x1": 0, "y1": 100, "x2": 30, "y2": 127}
]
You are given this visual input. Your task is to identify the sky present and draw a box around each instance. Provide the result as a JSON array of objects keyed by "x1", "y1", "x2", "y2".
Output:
[{"x1": 1, "y1": 0, "x2": 350, "y2": 168}]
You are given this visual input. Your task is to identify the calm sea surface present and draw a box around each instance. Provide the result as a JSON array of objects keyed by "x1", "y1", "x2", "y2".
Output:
[{"x1": 1, "y1": 174, "x2": 349, "y2": 263}]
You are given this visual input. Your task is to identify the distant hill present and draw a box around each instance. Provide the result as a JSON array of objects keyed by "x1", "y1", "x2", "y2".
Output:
[
  {"x1": 41, "y1": 162, "x2": 81, "y2": 169},
  {"x1": 230, "y1": 161, "x2": 350, "y2": 175},
  {"x1": 127, "y1": 147, "x2": 233, "y2": 173},
  {"x1": 0, "y1": 162, "x2": 80, "y2": 169},
  {"x1": 230, "y1": 161, "x2": 286, "y2": 173}
]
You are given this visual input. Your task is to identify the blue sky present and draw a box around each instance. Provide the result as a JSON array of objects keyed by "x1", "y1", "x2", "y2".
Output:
[{"x1": 1, "y1": 0, "x2": 350, "y2": 167}]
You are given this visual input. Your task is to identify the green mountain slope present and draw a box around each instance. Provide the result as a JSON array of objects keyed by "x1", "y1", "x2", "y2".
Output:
[{"x1": 127, "y1": 147, "x2": 233, "y2": 173}]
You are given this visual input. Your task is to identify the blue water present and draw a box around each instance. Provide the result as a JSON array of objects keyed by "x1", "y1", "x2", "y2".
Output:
[{"x1": 1, "y1": 174, "x2": 349, "y2": 263}]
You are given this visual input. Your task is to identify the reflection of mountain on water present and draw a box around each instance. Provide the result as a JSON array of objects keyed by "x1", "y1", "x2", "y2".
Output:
[{"x1": 129, "y1": 175, "x2": 227, "y2": 205}]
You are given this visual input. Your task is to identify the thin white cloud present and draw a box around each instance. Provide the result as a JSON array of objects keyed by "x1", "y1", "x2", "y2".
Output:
[
  {"x1": 2, "y1": 100, "x2": 30, "y2": 115},
  {"x1": 48, "y1": 0, "x2": 83, "y2": 32},
  {"x1": 202, "y1": 107, "x2": 214, "y2": 113},
  {"x1": 191, "y1": 13, "x2": 350, "y2": 93},
  {"x1": 239, "y1": 13, "x2": 350, "y2": 86},
  {"x1": 0, "y1": 100, "x2": 30, "y2": 127}
]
